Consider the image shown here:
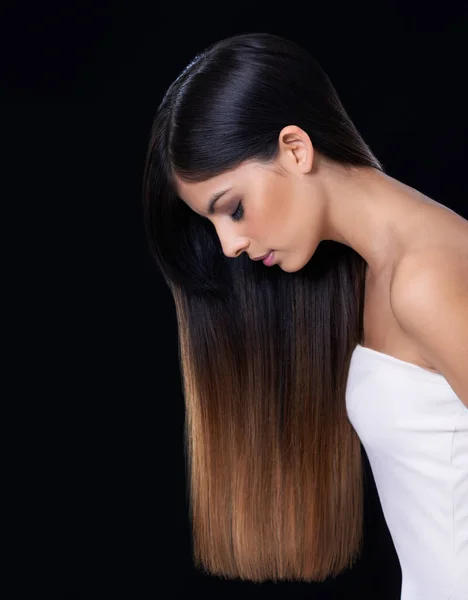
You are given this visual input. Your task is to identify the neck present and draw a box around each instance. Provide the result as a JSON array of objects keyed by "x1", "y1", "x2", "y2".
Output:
[{"x1": 319, "y1": 164, "x2": 421, "y2": 276}]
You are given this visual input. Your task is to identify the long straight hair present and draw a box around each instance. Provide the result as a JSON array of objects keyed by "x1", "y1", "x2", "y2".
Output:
[{"x1": 142, "y1": 32, "x2": 384, "y2": 582}]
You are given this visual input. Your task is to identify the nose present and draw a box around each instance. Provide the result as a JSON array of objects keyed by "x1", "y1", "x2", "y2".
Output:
[
  {"x1": 214, "y1": 221, "x2": 249, "y2": 258},
  {"x1": 220, "y1": 237, "x2": 249, "y2": 259}
]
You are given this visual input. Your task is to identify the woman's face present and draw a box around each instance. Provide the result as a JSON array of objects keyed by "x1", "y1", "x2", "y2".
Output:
[{"x1": 174, "y1": 126, "x2": 326, "y2": 272}]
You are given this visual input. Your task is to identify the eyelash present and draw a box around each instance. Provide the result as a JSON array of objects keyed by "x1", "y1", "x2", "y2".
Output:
[{"x1": 230, "y1": 201, "x2": 244, "y2": 222}]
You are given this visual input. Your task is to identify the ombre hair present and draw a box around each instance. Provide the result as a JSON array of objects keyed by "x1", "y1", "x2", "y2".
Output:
[{"x1": 142, "y1": 32, "x2": 384, "y2": 582}]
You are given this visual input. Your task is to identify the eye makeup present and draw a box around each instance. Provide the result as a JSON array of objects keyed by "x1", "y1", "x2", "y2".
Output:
[{"x1": 230, "y1": 201, "x2": 244, "y2": 222}]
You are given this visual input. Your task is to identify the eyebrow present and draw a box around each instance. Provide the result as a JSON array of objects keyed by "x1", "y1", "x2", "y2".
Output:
[{"x1": 207, "y1": 187, "x2": 232, "y2": 215}]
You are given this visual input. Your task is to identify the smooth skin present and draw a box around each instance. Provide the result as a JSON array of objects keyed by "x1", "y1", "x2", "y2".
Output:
[
  {"x1": 175, "y1": 125, "x2": 468, "y2": 406},
  {"x1": 175, "y1": 125, "x2": 442, "y2": 275}
]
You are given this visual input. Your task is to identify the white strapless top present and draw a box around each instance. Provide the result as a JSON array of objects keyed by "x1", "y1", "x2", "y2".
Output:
[{"x1": 346, "y1": 344, "x2": 468, "y2": 600}]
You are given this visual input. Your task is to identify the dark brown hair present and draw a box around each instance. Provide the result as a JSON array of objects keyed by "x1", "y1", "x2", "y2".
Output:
[{"x1": 142, "y1": 32, "x2": 384, "y2": 582}]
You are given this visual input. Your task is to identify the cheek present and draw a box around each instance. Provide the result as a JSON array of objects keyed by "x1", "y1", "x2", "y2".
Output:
[
  {"x1": 262, "y1": 176, "x2": 287, "y2": 212},
  {"x1": 268, "y1": 185, "x2": 296, "y2": 232},
  {"x1": 250, "y1": 173, "x2": 297, "y2": 240},
  {"x1": 251, "y1": 196, "x2": 293, "y2": 244}
]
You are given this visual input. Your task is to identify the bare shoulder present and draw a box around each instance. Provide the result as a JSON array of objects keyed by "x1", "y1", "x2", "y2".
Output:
[
  {"x1": 392, "y1": 196, "x2": 468, "y2": 294},
  {"x1": 388, "y1": 225, "x2": 468, "y2": 404},
  {"x1": 390, "y1": 234, "x2": 468, "y2": 322}
]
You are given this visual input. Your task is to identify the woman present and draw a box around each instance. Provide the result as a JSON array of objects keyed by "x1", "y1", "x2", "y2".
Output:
[{"x1": 142, "y1": 32, "x2": 468, "y2": 598}]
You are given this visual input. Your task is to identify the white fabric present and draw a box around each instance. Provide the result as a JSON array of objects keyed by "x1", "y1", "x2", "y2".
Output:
[{"x1": 346, "y1": 344, "x2": 468, "y2": 600}]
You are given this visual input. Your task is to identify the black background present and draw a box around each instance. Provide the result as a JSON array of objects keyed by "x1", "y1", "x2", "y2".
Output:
[{"x1": 2, "y1": 1, "x2": 467, "y2": 597}]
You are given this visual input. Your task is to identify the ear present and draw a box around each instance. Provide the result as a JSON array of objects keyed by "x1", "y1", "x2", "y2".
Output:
[{"x1": 278, "y1": 125, "x2": 314, "y2": 174}]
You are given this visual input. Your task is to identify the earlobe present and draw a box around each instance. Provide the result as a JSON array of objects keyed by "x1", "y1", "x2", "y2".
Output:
[
  {"x1": 300, "y1": 140, "x2": 314, "y2": 173},
  {"x1": 290, "y1": 140, "x2": 313, "y2": 174},
  {"x1": 278, "y1": 127, "x2": 314, "y2": 173}
]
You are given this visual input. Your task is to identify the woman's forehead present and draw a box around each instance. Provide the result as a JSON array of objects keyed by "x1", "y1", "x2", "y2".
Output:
[
  {"x1": 175, "y1": 161, "x2": 270, "y2": 199},
  {"x1": 174, "y1": 164, "x2": 249, "y2": 203}
]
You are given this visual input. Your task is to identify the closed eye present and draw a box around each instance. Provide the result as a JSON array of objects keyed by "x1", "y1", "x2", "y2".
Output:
[{"x1": 230, "y1": 201, "x2": 244, "y2": 222}]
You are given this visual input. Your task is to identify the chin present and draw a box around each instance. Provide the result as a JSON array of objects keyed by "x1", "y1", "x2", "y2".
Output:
[
  {"x1": 280, "y1": 255, "x2": 312, "y2": 273},
  {"x1": 279, "y1": 262, "x2": 300, "y2": 273}
]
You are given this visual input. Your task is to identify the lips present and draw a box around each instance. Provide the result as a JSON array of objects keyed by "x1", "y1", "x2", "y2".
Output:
[
  {"x1": 262, "y1": 250, "x2": 275, "y2": 266},
  {"x1": 252, "y1": 251, "x2": 272, "y2": 261}
]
